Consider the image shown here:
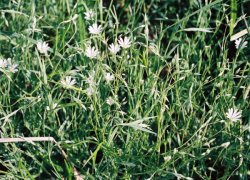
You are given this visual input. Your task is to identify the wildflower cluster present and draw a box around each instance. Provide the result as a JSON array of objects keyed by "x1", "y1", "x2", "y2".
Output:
[
  {"x1": 0, "y1": 58, "x2": 18, "y2": 73},
  {"x1": 0, "y1": 1, "x2": 248, "y2": 179},
  {"x1": 84, "y1": 13, "x2": 132, "y2": 59}
]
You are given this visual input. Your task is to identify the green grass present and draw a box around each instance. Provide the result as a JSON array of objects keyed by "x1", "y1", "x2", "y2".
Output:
[{"x1": 0, "y1": 0, "x2": 249, "y2": 179}]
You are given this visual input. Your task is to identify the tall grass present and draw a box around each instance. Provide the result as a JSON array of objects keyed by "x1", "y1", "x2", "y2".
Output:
[{"x1": 0, "y1": 0, "x2": 249, "y2": 179}]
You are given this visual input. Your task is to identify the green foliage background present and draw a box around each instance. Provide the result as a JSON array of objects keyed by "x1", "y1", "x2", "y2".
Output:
[{"x1": 0, "y1": 0, "x2": 249, "y2": 179}]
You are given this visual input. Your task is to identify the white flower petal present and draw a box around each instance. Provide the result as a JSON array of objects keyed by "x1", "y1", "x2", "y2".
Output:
[
  {"x1": 61, "y1": 76, "x2": 76, "y2": 88},
  {"x1": 37, "y1": 41, "x2": 50, "y2": 55},
  {"x1": 108, "y1": 43, "x2": 120, "y2": 54},
  {"x1": 118, "y1": 36, "x2": 132, "y2": 49},
  {"x1": 88, "y1": 23, "x2": 102, "y2": 35},
  {"x1": 85, "y1": 46, "x2": 99, "y2": 59},
  {"x1": 226, "y1": 108, "x2": 242, "y2": 122}
]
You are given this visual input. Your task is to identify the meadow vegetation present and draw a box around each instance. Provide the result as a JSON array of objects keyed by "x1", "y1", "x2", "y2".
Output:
[{"x1": 0, "y1": 0, "x2": 249, "y2": 179}]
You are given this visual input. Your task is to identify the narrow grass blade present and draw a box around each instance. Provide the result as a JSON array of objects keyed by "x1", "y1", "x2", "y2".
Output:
[
  {"x1": 0, "y1": 137, "x2": 55, "y2": 143},
  {"x1": 230, "y1": 27, "x2": 250, "y2": 41},
  {"x1": 183, "y1": 28, "x2": 213, "y2": 33}
]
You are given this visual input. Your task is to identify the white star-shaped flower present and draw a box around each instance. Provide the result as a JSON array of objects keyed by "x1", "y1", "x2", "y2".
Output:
[
  {"x1": 235, "y1": 38, "x2": 248, "y2": 50},
  {"x1": 108, "y1": 43, "x2": 120, "y2": 54},
  {"x1": 86, "y1": 74, "x2": 95, "y2": 87},
  {"x1": 226, "y1": 108, "x2": 242, "y2": 122},
  {"x1": 61, "y1": 76, "x2": 76, "y2": 88},
  {"x1": 86, "y1": 86, "x2": 95, "y2": 96},
  {"x1": 88, "y1": 23, "x2": 102, "y2": 35},
  {"x1": 118, "y1": 36, "x2": 132, "y2": 49},
  {"x1": 105, "y1": 72, "x2": 114, "y2": 83},
  {"x1": 8, "y1": 63, "x2": 18, "y2": 73},
  {"x1": 106, "y1": 97, "x2": 115, "y2": 106},
  {"x1": 84, "y1": 10, "x2": 95, "y2": 20},
  {"x1": 46, "y1": 103, "x2": 58, "y2": 111},
  {"x1": 0, "y1": 58, "x2": 8, "y2": 68},
  {"x1": 85, "y1": 46, "x2": 99, "y2": 59},
  {"x1": 37, "y1": 41, "x2": 50, "y2": 55}
]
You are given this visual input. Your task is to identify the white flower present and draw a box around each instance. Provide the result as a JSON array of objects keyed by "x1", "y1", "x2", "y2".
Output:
[
  {"x1": 149, "y1": 43, "x2": 160, "y2": 56},
  {"x1": 0, "y1": 58, "x2": 18, "y2": 73},
  {"x1": 4, "y1": 58, "x2": 18, "y2": 73},
  {"x1": 52, "y1": 103, "x2": 58, "y2": 109},
  {"x1": 163, "y1": 156, "x2": 171, "y2": 162},
  {"x1": 105, "y1": 72, "x2": 114, "y2": 83},
  {"x1": 106, "y1": 97, "x2": 115, "y2": 106},
  {"x1": 235, "y1": 38, "x2": 248, "y2": 50},
  {"x1": 88, "y1": 23, "x2": 102, "y2": 35},
  {"x1": 108, "y1": 43, "x2": 120, "y2": 54},
  {"x1": 46, "y1": 103, "x2": 58, "y2": 111},
  {"x1": 85, "y1": 46, "x2": 99, "y2": 59},
  {"x1": 61, "y1": 76, "x2": 76, "y2": 88},
  {"x1": 86, "y1": 76, "x2": 95, "y2": 86},
  {"x1": 8, "y1": 63, "x2": 18, "y2": 73},
  {"x1": 138, "y1": 122, "x2": 150, "y2": 129},
  {"x1": 85, "y1": 71, "x2": 96, "y2": 96},
  {"x1": 89, "y1": 104, "x2": 94, "y2": 111},
  {"x1": 71, "y1": 14, "x2": 78, "y2": 22},
  {"x1": 119, "y1": 110, "x2": 126, "y2": 116},
  {"x1": 118, "y1": 36, "x2": 131, "y2": 49},
  {"x1": 173, "y1": 148, "x2": 178, "y2": 154},
  {"x1": 226, "y1": 108, "x2": 242, "y2": 122},
  {"x1": 0, "y1": 58, "x2": 8, "y2": 68},
  {"x1": 86, "y1": 71, "x2": 96, "y2": 87},
  {"x1": 37, "y1": 41, "x2": 50, "y2": 55},
  {"x1": 86, "y1": 87, "x2": 94, "y2": 96},
  {"x1": 84, "y1": 10, "x2": 95, "y2": 20}
]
